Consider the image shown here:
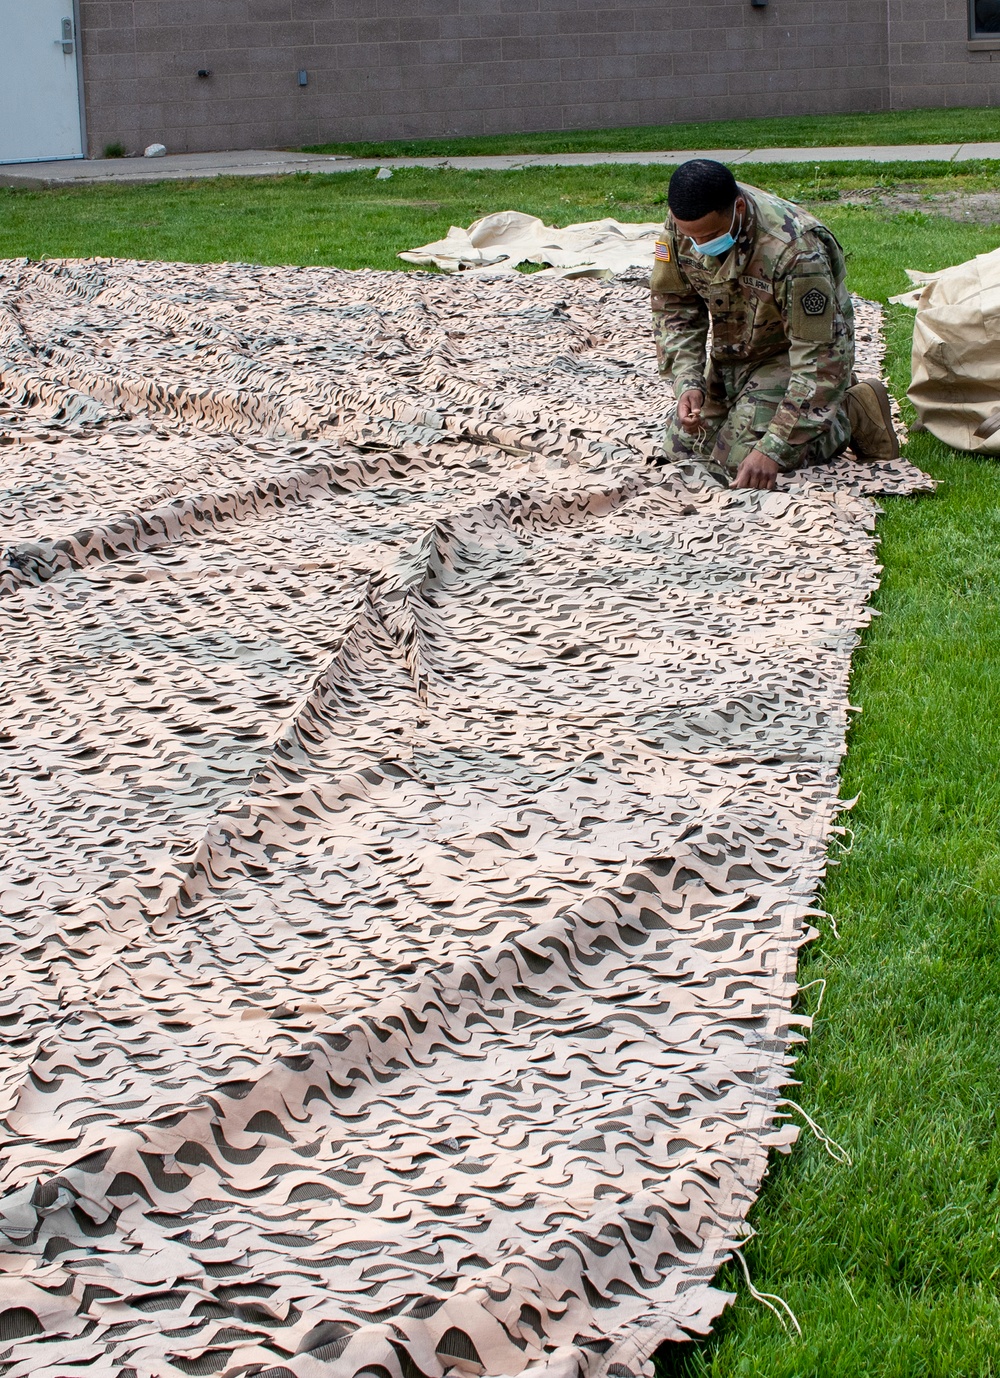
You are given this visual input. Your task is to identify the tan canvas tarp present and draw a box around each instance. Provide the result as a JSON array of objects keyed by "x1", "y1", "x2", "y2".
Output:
[
  {"x1": 399, "y1": 211, "x2": 662, "y2": 276},
  {"x1": 905, "y1": 245, "x2": 1000, "y2": 453},
  {"x1": 0, "y1": 257, "x2": 929, "y2": 1378}
]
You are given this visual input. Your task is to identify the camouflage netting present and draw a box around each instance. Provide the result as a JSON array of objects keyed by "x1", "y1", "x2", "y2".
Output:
[{"x1": 0, "y1": 260, "x2": 931, "y2": 1378}]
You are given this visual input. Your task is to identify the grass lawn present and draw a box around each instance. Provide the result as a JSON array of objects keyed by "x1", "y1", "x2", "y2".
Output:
[
  {"x1": 2, "y1": 163, "x2": 1000, "y2": 1376},
  {"x1": 4, "y1": 159, "x2": 1000, "y2": 270},
  {"x1": 302, "y1": 105, "x2": 1000, "y2": 159}
]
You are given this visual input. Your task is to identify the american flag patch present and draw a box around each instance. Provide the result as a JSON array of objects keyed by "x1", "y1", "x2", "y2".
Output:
[{"x1": 654, "y1": 241, "x2": 671, "y2": 262}]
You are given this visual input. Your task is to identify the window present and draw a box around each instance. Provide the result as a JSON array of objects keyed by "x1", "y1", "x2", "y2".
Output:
[{"x1": 972, "y1": 0, "x2": 1000, "y2": 35}]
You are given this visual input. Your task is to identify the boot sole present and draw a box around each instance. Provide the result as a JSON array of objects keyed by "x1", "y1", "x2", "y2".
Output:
[{"x1": 861, "y1": 377, "x2": 900, "y2": 460}]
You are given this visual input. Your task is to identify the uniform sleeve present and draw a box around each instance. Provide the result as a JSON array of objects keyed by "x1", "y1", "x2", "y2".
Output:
[
  {"x1": 756, "y1": 245, "x2": 853, "y2": 471},
  {"x1": 650, "y1": 244, "x2": 709, "y2": 398}
]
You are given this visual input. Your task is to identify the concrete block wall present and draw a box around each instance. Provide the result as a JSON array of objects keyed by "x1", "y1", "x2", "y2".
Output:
[
  {"x1": 78, "y1": 0, "x2": 890, "y2": 155},
  {"x1": 888, "y1": 0, "x2": 1000, "y2": 110}
]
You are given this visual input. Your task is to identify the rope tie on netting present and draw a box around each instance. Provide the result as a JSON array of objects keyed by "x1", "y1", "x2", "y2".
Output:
[
  {"x1": 798, "y1": 977, "x2": 827, "y2": 1015},
  {"x1": 729, "y1": 1230, "x2": 803, "y2": 1338},
  {"x1": 828, "y1": 824, "x2": 856, "y2": 857},
  {"x1": 806, "y1": 906, "x2": 841, "y2": 939},
  {"x1": 779, "y1": 1098, "x2": 852, "y2": 1165}
]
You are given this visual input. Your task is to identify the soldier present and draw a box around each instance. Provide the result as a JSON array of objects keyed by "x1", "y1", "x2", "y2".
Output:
[{"x1": 652, "y1": 158, "x2": 899, "y2": 490}]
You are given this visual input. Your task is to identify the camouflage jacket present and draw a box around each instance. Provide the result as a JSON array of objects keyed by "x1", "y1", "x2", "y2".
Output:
[{"x1": 650, "y1": 184, "x2": 855, "y2": 468}]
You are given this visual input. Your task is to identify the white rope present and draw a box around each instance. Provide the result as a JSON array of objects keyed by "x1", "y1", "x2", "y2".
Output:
[
  {"x1": 729, "y1": 1234, "x2": 802, "y2": 1337},
  {"x1": 829, "y1": 825, "x2": 856, "y2": 856},
  {"x1": 798, "y1": 977, "x2": 827, "y2": 1015},
  {"x1": 779, "y1": 1098, "x2": 853, "y2": 1165},
  {"x1": 810, "y1": 907, "x2": 841, "y2": 939}
]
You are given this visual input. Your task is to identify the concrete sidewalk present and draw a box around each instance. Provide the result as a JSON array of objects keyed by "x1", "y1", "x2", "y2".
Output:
[{"x1": 3, "y1": 141, "x2": 1000, "y2": 189}]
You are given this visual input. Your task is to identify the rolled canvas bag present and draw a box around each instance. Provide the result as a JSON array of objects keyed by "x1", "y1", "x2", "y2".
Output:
[{"x1": 907, "y1": 246, "x2": 1000, "y2": 453}]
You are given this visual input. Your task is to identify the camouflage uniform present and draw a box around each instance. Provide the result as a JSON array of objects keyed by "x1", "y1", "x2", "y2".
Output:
[{"x1": 651, "y1": 183, "x2": 855, "y2": 482}]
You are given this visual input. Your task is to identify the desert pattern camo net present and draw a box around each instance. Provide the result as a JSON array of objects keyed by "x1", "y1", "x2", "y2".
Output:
[{"x1": 0, "y1": 259, "x2": 931, "y2": 1378}]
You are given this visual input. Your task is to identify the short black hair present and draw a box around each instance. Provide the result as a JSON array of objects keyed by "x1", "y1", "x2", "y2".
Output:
[{"x1": 667, "y1": 159, "x2": 739, "y2": 221}]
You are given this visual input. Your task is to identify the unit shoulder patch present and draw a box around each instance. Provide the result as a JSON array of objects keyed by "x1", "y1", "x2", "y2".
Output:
[
  {"x1": 801, "y1": 287, "x2": 828, "y2": 315},
  {"x1": 790, "y1": 274, "x2": 836, "y2": 343}
]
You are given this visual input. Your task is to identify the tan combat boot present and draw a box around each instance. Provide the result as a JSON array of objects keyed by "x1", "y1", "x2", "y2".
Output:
[{"x1": 845, "y1": 378, "x2": 900, "y2": 461}]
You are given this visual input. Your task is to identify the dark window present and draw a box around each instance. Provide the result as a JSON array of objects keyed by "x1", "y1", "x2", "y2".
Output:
[{"x1": 972, "y1": 0, "x2": 1000, "y2": 34}]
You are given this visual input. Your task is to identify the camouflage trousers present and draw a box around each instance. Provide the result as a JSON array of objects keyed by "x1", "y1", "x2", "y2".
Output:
[{"x1": 659, "y1": 355, "x2": 851, "y2": 483}]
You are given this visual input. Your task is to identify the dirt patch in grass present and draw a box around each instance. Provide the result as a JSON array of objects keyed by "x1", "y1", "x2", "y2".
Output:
[{"x1": 811, "y1": 187, "x2": 1000, "y2": 225}]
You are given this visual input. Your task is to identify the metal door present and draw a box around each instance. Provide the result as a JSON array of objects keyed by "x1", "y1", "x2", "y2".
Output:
[{"x1": 0, "y1": 0, "x2": 84, "y2": 163}]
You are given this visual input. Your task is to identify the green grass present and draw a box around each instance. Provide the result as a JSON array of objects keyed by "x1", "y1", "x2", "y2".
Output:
[
  {"x1": 2, "y1": 164, "x2": 1000, "y2": 1375},
  {"x1": 303, "y1": 105, "x2": 1000, "y2": 159},
  {"x1": 3, "y1": 159, "x2": 1000, "y2": 271}
]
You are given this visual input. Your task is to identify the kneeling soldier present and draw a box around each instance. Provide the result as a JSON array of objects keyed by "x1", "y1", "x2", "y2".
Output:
[{"x1": 652, "y1": 158, "x2": 898, "y2": 490}]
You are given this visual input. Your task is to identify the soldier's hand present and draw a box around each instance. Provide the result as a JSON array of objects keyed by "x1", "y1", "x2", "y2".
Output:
[
  {"x1": 677, "y1": 388, "x2": 706, "y2": 434},
  {"x1": 732, "y1": 449, "x2": 780, "y2": 491}
]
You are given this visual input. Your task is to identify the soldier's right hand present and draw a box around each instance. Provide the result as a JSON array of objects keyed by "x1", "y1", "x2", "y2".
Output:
[{"x1": 677, "y1": 389, "x2": 705, "y2": 434}]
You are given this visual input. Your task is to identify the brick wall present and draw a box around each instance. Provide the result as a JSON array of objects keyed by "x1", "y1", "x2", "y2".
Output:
[
  {"x1": 889, "y1": 0, "x2": 1000, "y2": 110},
  {"x1": 78, "y1": 0, "x2": 891, "y2": 156}
]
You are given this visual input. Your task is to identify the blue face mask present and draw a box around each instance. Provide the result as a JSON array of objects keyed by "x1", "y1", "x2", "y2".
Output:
[{"x1": 693, "y1": 205, "x2": 741, "y2": 259}]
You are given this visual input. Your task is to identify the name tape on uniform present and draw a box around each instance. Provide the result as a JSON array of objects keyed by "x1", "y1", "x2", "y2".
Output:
[{"x1": 741, "y1": 275, "x2": 773, "y2": 296}]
